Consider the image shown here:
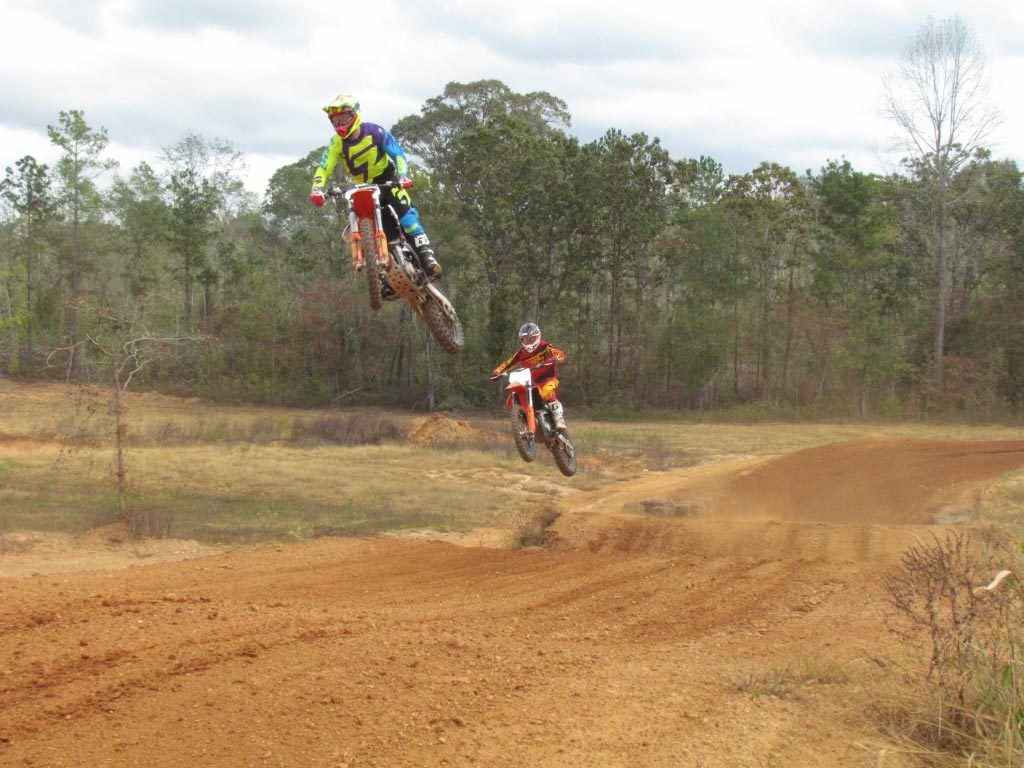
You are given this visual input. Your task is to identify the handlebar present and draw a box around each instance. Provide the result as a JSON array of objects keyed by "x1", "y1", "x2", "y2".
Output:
[
  {"x1": 325, "y1": 177, "x2": 413, "y2": 198},
  {"x1": 491, "y1": 367, "x2": 527, "y2": 382},
  {"x1": 491, "y1": 359, "x2": 568, "y2": 383}
]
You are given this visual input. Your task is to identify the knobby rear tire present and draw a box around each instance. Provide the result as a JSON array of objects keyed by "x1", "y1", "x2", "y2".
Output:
[
  {"x1": 551, "y1": 432, "x2": 577, "y2": 477},
  {"x1": 421, "y1": 285, "x2": 465, "y2": 354}
]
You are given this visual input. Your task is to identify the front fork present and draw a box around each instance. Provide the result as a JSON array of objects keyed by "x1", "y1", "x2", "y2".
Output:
[
  {"x1": 348, "y1": 211, "x2": 390, "y2": 272},
  {"x1": 507, "y1": 388, "x2": 537, "y2": 434}
]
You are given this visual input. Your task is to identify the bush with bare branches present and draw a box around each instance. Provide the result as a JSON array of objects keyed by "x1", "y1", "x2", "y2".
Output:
[{"x1": 885, "y1": 529, "x2": 1024, "y2": 762}]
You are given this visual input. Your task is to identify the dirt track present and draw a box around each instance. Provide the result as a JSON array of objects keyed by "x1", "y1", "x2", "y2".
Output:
[{"x1": 4, "y1": 439, "x2": 1024, "y2": 767}]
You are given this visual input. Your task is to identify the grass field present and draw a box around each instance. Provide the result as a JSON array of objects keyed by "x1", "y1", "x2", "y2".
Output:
[{"x1": 4, "y1": 378, "x2": 1024, "y2": 544}]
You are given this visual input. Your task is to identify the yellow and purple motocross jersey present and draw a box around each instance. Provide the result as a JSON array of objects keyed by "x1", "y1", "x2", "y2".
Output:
[{"x1": 311, "y1": 122, "x2": 410, "y2": 190}]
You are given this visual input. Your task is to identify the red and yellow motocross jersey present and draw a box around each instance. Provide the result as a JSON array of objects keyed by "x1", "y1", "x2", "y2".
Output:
[{"x1": 492, "y1": 341, "x2": 566, "y2": 383}]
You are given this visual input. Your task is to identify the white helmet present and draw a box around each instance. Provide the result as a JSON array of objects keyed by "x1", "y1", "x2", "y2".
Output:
[{"x1": 519, "y1": 322, "x2": 541, "y2": 353}]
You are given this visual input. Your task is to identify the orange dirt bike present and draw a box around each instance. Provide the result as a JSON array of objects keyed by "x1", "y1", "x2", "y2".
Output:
[
  {"x1": 326, "y1": 179, "x2": 464, "y2": 354},
  {"x1": 500, "y1": 367, "x2": 577, "y2": 477}
]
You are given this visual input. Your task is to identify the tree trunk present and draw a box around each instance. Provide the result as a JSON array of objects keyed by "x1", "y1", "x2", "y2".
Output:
[
  {"x1": 67, "y1": 189, "x2": 82, "y2": 377},
  {"x1": 782, "y1": 255, "x2": 796, "y2": 401},
  {"x1": 112, "y1": 368, "x2": 130, "y2": 533},
  {"x1": 932, "y1": 180, "x2": 949, "y2": 386}
]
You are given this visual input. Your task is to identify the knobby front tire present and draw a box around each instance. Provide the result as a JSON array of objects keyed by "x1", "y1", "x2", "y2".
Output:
[
  {"x1": 510, "y1": 405, "x2": 536, "y2": 462},
  {"x1": 361, "y1": 219, "x2": 383, "y2": 311}
]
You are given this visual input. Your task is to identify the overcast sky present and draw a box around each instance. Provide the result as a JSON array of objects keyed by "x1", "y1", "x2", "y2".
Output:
[{"x1": 2, "y1": 0, "x2": 1022, "y2": 197}]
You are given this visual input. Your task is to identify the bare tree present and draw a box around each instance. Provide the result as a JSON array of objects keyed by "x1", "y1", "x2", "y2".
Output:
[
  {"x1": 50, "y1": 306, "x2": 206, "y2": 536},
  {"x1": 883, "y1": 15, "x2": 1002, "y2": 386}
]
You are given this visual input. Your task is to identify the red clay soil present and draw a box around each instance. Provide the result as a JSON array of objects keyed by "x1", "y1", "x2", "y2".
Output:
[{"x1": 3, "y1": 439, "x2": 1024, "y2": 768}]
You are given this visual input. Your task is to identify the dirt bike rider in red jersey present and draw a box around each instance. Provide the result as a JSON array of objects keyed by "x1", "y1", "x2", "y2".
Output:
[
  {"x1": 310, "y1": 95, "x2": 441, "y2": 289},
  {"x1": 490, "y1": 323, "x2": 568, "y2": 431}
]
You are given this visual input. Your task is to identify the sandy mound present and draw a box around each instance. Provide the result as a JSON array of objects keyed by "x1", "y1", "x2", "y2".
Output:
[
  {"x1": 407, "y1": 413, "x2": 496, "y2": 448},
  {"x1": 407, "y1": 413, "x2": 474, "y2": 444}
]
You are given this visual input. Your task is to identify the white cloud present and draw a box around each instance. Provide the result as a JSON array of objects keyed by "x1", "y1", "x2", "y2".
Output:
[
  {"x1": 2, "y1": 0, "x2": 1021, "y2": 195},
  {"x1": 0, "y1": 125, "x2": 58, "y2": 171}
]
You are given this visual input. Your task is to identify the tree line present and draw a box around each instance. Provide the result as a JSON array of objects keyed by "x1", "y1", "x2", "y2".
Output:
[{"x1": 2, "y1": 19, "x2": 1022, "y2": 417}]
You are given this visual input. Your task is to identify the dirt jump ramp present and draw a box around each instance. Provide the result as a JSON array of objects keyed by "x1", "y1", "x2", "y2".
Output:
[{"x1": 555, "y1": 438, "x2": 1024, "y2": 562}]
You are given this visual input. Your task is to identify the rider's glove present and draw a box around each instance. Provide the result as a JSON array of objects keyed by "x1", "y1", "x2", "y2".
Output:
[
  {"x1": 398, "y1": 176, "x2": 413, "y2": 190},
  {"x1": 310, "y1": 188, "x2": 326, "y2": 207}
]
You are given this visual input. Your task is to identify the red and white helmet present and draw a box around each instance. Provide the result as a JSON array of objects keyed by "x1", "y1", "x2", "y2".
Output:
[{"x1": 519, "y1": 322, "x2": 541, "y2": 353}]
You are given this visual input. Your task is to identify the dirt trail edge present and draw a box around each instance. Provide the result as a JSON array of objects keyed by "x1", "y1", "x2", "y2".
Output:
[{"x1": 3, "y1": 439, "x2": 1024, "y2": 768}]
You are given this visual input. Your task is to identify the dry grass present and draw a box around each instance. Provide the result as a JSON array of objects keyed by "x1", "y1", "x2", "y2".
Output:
[
  {"x1": 0, "y1": 381, "x2": 575, "y2": 543},
  {"x1": 0, "y1": 439, "x2": 544, "y2": 543},
  {"x1": 575, "y1": 417, "x2": 1024, "y2": 465},
  {"x1": 4, "y1": 378, "x2": 1024, "y2": 548},
  {"x1": 508, "y1": 505, "x2": 561, "y2": 549},
  {"x1": 727, "y1": 654, "x2": 853, "y2": 700},
  {"x1": 973, "y1": 471, "x2": 1024, "y2": 536}
]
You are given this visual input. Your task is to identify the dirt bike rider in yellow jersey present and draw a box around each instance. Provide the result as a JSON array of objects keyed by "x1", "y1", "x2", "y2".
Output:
[{"x1": 310, "y1": 95, "x2": 442, "y2": 284}]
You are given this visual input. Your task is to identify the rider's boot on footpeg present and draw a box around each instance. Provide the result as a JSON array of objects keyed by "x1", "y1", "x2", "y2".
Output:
[
  {"x1": 412, "y1": 234, "x2": 442, "y2": 280},
  {"x1": 549, "y1": 400, "x2": 567, "y2": 431}
]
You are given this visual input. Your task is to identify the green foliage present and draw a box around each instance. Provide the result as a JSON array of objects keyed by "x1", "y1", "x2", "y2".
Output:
[
  {"x1": 1, "y1": 84, "x2": 1022, "y2": 419},
  {"x1": 392, "y1": 79, "x2": 571, "y2": 173},
  {"x1": 47, "y1": 109, "x2": 118, "y2": 212},
  {"x1": 1, "y1": 155, "x2": 56, "y2": 367},
  {"x1": 107, "y1": 162, "x2": 170, "y2": 300}
]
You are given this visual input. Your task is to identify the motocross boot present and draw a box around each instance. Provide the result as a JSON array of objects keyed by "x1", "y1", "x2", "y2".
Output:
[
  {"x1": 411, "y1": 234, "x2": 442, "y2": 280},
  {"x1": 548, "y1": 400, "x2": 567, "y2": 432}
]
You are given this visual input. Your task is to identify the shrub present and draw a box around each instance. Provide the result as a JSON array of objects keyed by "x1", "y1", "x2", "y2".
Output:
[
  {"x1": 884, "y1": 529, "x2": 1024, "y2": 763},
  {"x1": 292, "y1": 412, "x2": 405, "y2": 445},
  {"x1": 509, "y1": 506, "x2": 560, "y2": 549}
]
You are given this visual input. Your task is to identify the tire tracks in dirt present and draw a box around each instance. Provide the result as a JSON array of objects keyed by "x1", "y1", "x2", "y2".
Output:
[{"x1": 3, "y1": 439, "x2": 1024, "y2": 766}]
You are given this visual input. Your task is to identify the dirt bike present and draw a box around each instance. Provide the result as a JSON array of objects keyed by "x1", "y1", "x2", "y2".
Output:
[
  {"x1": 326, "y1": 179, "x2": 464, "y2": 354},
  {"x1": 500, "y1": 367, "x2": 577, "y2": 477}
]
